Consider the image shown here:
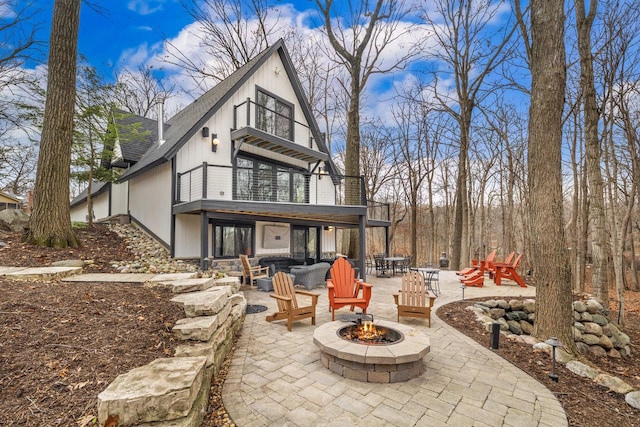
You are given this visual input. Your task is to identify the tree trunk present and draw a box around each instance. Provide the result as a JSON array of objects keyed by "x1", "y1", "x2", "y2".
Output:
[
  {"x1": 576, "y1": 0, "x2": 609, "y2": 303},
  {"x1": 345, "y1": 72, "x2": 361, "y2": 259},
  {"x1": 529, "y1": 0, "x2": 576, "y2": 352},
  {"x1": 27, "y1": 0, "x2": 80, "y2": 248}
]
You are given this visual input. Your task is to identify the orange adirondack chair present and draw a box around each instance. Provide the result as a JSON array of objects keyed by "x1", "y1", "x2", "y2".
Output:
[
  {"x1": 327, "y1": 257, "x2": 372, "y2": 321},
  {"x1": 457, "y1": 249, "x2": 496, "y2": 276},
  {"x1": 488, "y1": 251, "x2": 515, "y2": 279},
  {"x1": 461, "y1": 269, "x2": 484, "y2": 287},
  {"x1": 493, "y1": 253, "x2": 527, "y2": 287},
  {"x1": 478, "y1": 250, "x2": 497, "y2": 274}
]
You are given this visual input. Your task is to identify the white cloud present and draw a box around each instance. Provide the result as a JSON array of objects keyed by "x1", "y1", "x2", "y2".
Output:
[
  {"x1": 0, "y1": 2, "x2": 16, "y2": 19},
  {"x1": 127, "y1": 0, "x2": 166, "y2": 16}
]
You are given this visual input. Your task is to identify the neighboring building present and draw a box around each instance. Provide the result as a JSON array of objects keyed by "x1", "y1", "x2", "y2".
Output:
[
  {"x1": 70, "y1": 39, "x2": 390, "y2": 275},
  {"x1": 0, "y1": 191, "x2": 22, "y2": 211}
]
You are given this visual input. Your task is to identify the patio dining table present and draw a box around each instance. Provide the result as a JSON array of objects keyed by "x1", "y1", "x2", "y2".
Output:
[
  {"x1": 383, "y1": 257, "x2": 407, "y2": 276},
  {"x1": 411, "y1": 267, "x2": 441, "y2": 296}
]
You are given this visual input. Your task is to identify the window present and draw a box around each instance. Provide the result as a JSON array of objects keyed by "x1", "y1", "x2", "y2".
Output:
[
  {"x1": 256, "y1": 88, "x2": 293, "y2": 140},
  {"x1": 234, "y1": 155, "x2": 309, "y2": 203},
  {"x1": 214, "y1": 222, "x2": 254, "y2": 258}
]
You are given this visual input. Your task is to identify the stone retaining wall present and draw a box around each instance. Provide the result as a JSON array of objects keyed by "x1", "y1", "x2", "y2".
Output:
[
  {"x1": 97, "y1": 278, "x2": 246, "y2": 426},
  {"x1": 467, "y1": 297, "x2": 640, "y2": 411},
  {"x1": 470, "y1": 297, "x2": 631, "y2": 359}
]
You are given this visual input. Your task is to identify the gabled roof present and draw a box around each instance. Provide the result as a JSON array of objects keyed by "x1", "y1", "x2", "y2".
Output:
[
  {"x1": 0, "y1": 191, "x2": 22, "y2": 204},
  {"x1": 112, "y1": 110, "x2": 163, "y2": 165},
  {"x1": 70, "y1": 181, "x2": 110, "y2": 208},
  {"x1": 118, "y1": 38, "x2": 335, "y2": 182}
]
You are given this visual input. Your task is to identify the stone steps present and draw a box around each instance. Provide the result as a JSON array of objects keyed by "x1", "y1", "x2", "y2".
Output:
[
  {"x1": 97, "y1": 276, "x2": 246, "y2": 426},
  {"x1": 0, "y1": 266, "x2": 82, "y2": 280}
]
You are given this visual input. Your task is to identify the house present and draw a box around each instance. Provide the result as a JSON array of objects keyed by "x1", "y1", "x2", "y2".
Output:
[
  {"x1": 0, "y1": 191, "x2": 22, "y2": 211},
  {"x1": 70, "y1": 39, "x2": 390, "y2": 277}
]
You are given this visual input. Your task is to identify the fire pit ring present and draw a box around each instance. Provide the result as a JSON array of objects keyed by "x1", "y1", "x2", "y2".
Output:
[
  {"x1": 313, "y1": 320, "x2": 430, "y2": 383},
  {"x1": 337, "y1": 323, "x2": 404, "y2": 345}
]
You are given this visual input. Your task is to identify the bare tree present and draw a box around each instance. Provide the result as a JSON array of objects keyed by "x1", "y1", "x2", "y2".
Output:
[
  {"x1": 421, "y1": 0, "x2": 518, "y2": 270},
  {"x1": 315, "y1": 0, "x2": 419, "y2": 257},
  {"x1": 0, "y1": 0, "x2": 41, "y2": 177},
  {"x1": 575, "y1": 0, "x2": 610, "y2": 303},
  {"x1": 113, "y1": 65, "x2": 175, "y2": 118},
  {"x1": 26, "y1": 0, "x2": 81, "y2": 247},
  {"x1": 528, "y1": 0, "x2": 575, "y2": 350},
  {"x1": 167, "y1": 0, "x2": 285, "y2": 93}
]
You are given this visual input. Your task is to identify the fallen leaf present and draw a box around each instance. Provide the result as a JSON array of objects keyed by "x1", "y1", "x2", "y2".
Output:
[
  {"x1": 71, "y1": 381, "x2": 91, "y2": 390},
  {"x1": 103, "y1": 414, "x2": 119, "y2": 427},
  {"x1": 76, "y1": 414, "x2": 96, "y2": 426},
  {"x1": 137, "y1": 316, "x2": 145, "y2": 321}
]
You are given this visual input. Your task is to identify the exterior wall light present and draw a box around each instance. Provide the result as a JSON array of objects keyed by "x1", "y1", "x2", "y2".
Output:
[
  {"x1": 211, "y1": 134, "x2": 220, "y2": 152},
  {"x1": 318, "y1": 166, "x2": 326, "y2": 179}
]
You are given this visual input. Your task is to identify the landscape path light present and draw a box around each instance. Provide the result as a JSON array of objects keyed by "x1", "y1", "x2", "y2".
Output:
[{"x1": 545, "y1": 337, "x2": 563, "y2": 382}]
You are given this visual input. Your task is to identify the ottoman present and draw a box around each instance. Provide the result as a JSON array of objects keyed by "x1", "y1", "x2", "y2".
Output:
[{"x1": 255, "y1": 273, "x2": 295, "y2": 292}]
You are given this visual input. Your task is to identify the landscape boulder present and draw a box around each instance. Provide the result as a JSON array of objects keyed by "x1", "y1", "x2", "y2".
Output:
[{"x1": 0, "y1": 209, "x2": 29, "y2": 232}]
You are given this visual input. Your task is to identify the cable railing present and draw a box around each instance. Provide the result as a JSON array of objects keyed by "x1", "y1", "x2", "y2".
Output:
[
  {"x1": 175, "y1": 163, "x2": 389, "y2": 222},
  {"x1": 233, "y1": 97, "x2": 320, "y2": 147}
]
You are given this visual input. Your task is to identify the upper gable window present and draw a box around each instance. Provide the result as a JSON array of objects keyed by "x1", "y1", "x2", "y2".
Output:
[{"x1": 256, "y1": 87, "x2": 293, "y2": 141}]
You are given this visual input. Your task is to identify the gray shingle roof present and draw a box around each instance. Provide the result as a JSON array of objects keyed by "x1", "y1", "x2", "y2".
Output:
[
  {"x1": 70, "y1": 181, "x2": 109, "y2": 207},
  {"x1": 113, "y1": 110, "x2": 165, "y2": 163}
]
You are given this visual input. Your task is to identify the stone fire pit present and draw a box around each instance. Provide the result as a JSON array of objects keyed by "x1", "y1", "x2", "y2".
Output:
[{"x1": 313, "y1": 319, "x2": 430, "y2": 383}]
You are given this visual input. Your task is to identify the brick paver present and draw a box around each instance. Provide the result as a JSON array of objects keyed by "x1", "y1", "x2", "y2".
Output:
[{"x1": 223, "y1": 270, "x2": 567, "y2": 426}]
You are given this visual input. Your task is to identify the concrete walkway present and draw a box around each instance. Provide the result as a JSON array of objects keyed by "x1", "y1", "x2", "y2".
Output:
[{"x1": 223, "y1": 271, "x2": 567, "y2": 427}]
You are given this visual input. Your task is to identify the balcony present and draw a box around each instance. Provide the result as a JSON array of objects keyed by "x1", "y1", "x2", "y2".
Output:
[
  {"x1": 231, "y1": 98, "x2": 327, "y2": 164},
  {"x1": 175, "y1": 164, "x2": 389, "y2": 224}
]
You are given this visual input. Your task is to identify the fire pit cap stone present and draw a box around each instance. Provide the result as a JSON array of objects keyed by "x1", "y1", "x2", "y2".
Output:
[{"x1": 313, "y1": 320, "x2": 430, "y2": 366}]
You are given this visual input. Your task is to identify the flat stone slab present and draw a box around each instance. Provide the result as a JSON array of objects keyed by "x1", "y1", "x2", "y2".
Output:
[
  {"x1": 5, "y1": 266, "x2": 82, "y2": 280},
  {"x1": 98, "y1": 356, "x2": 207, "y2": 425},
  {"x1": 154, "y1": 278, "x2": 217, "y2": 294},
  {"x1": 171, "y1": 286, "x2": 232, "y2": 317},
  {"x1": 148, "y1": 273, "x2": 199, "y2": 282},
  {"x1": 62, "y1": 273, "x2": 155, "y2": 283},
  {"x1": 0, "y1": 266, "x2": 28, "y2": 275},
  {"x1": 173, "y1": 315, "x2": 220, "y2": 341}
]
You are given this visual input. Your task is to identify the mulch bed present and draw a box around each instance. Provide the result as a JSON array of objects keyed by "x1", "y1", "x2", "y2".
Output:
[{"x1": 0, "y1": 279, "x2": 183, "y2": 426}]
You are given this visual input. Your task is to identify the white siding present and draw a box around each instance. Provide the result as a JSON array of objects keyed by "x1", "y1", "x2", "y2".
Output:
[
  {"x1": 175, "y1": 51, "x2": 337, "y2": 205},
  {"x1": 110, "y1": 181, "x2": 128, "y2": 215},
  {"x1": 129, "y1": 162, "x2": 172, "y2": 245},
  {"x1": 70, "y1": 191, "x2": 109, "y2": 222},
  {"x1": 174, "y1": 214, "x2": 201, "y2": 258}
]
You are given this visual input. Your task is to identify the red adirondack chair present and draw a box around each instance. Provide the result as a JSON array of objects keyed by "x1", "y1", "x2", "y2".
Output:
[
  {"x1": 457, "y1": 249, "x2": 496, "y2": 276},
  {"x1": 493, "y1": 253, "x2": 527, "y2": 287},
  {"x1": 327, "y1": 257, "x2": 372, "y2": 321},
  {"x1": 461, "y1": 269, "x2": 484, "y2": 287},
  {"x1": 488, "y1": 251, "x2": 515, "y2": 279}
]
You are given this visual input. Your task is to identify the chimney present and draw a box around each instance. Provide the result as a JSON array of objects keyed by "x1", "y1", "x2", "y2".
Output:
[{"x1": 157, "y1": 99, "x2": 165, "y2": 146}]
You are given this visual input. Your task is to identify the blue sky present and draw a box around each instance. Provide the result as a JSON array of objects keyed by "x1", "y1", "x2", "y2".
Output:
[{"x1": 32, "y1": 1, "x2": 196, "y2": 79}]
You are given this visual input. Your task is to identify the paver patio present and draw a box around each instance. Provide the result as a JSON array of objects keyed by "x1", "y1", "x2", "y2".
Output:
[{"x1": 223, "y1": 270, "x2": 567, "y2": 426}]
